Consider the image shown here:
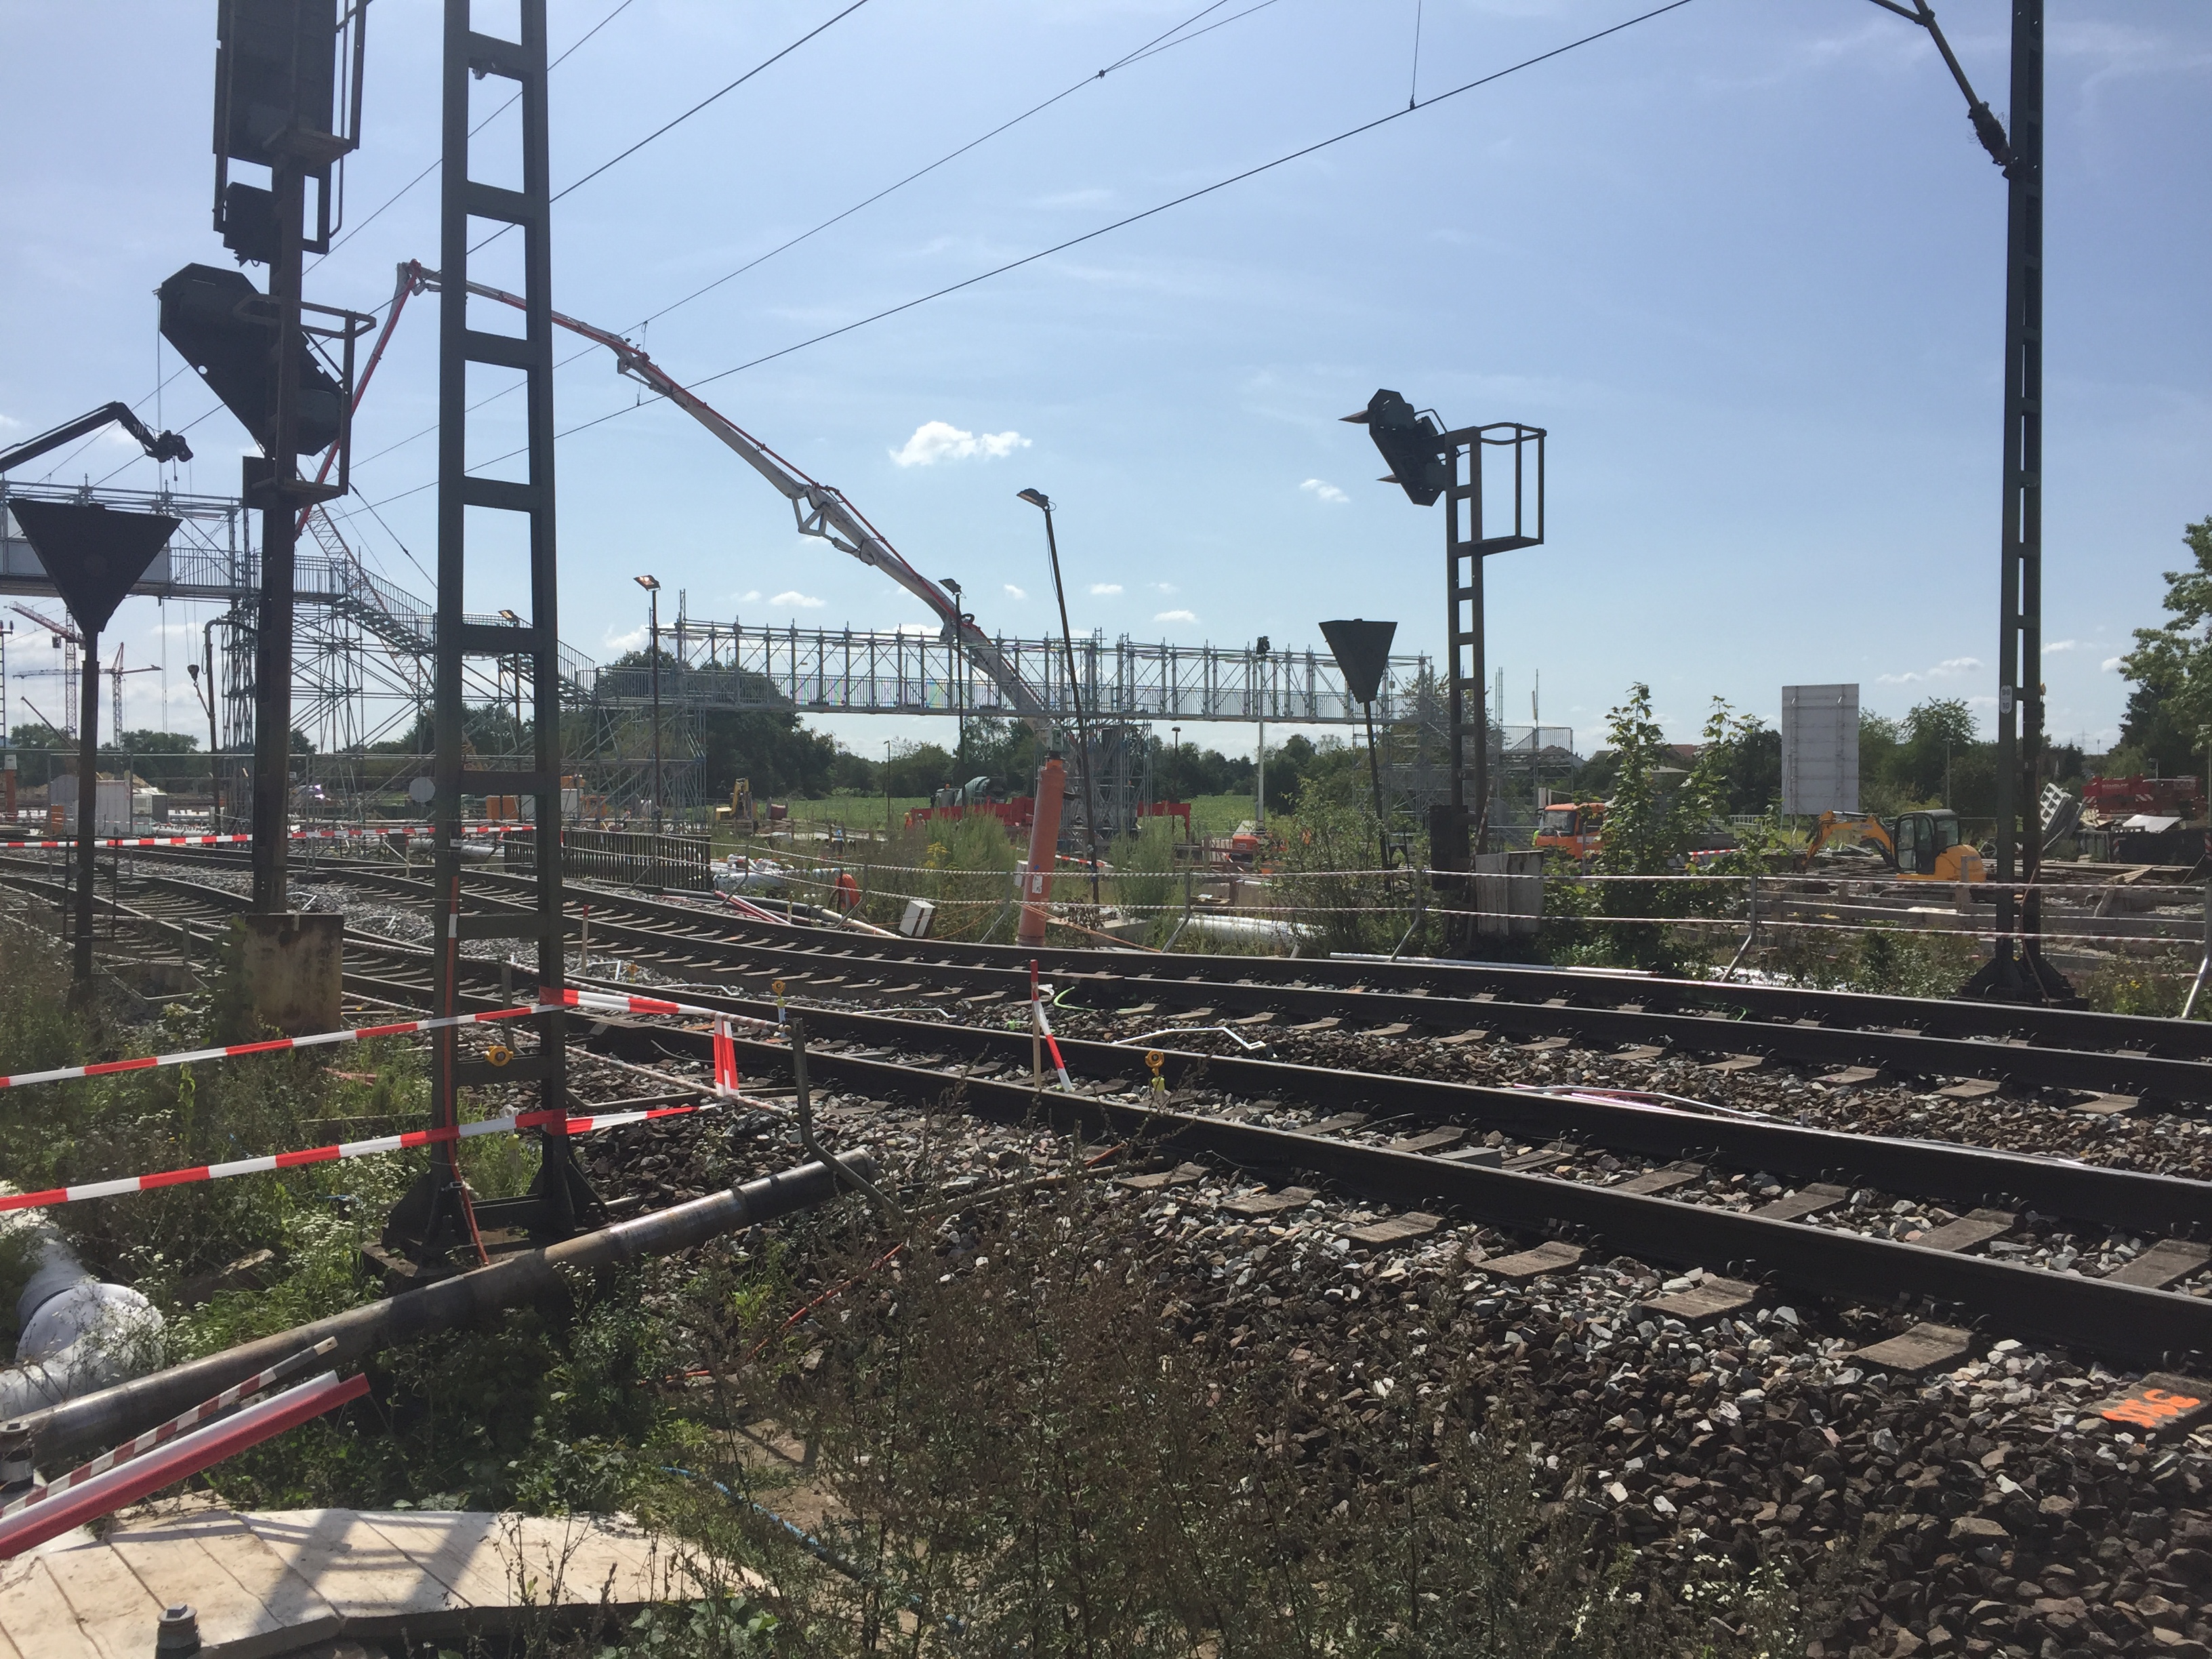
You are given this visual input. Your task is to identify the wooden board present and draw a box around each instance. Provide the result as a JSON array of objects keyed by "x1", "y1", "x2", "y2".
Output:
[
  {"x1": 0, "y1": 1557, "x2": 102, "y2": 1659},
  {"x1": 1642, "y1": 1275, "x2": 1759, "y2": 1324},
  {"x1": 1502, "y1": 1143, "x2": 1576, "y2": 1172},
  {"x1": 38, "y1": 1530, "x2": 171, "y2": 1659},
  {"x1": 1936, "y1": 1078, "x2": 2002, "y2": 1101},
  {"x1": 1703, "y1": 1054, "x2": 1767, "y2": 1075},
  {"x1": 1286, "y1": 1016, "x2": 1340, "y2": 1032},
  {"x1": 103, "y1": 1510, "x2": 343, "y2": 1659},
  {"x1": 1816, "y1": 1066, "x2": 1884, "y2": 1088},
  {"x1": 2104, "y1": 1239, "x2": 2212, "y2": 1290},
  {"x1": 1614, "y1": 1163, "x2": 1705, "y2": 1197},
  {"x1": 239, "y1": 1509, "x2": 462, "y2": 1626},
  {"x1": 2089, "y1": 1372, "x2": 2212, "y2": 1436},
  {"x1": 1303, "y1": 1113, "x2": 1368, "y2": 1135},
  {"x1": 1386, "y1": 1127, "x2": 1466, "y2": 1155},
  {"x1": 1753, "y1": 1183, "x2": 1849, "y2": 1223},
  {"x1": 1344, "y1": 1212, "x2": 1445, "y2": 1248},
  {"x1": 1851, "y1": 1322, "x2": 1974, "y2": 1376},
  {"x1": 1436, "y1": 1028, "x2": 1489, "y2": 1046},
  {"x1": 1477, "y1": 1241, "x2": 1584, "y2": 1281},
  {"x1": 1916, "y1": 1208, "x2": 2016, "y2": 1254},
  {"x1": 1221, "y1": 1186, "x2": 1315, "y2": 1218}
]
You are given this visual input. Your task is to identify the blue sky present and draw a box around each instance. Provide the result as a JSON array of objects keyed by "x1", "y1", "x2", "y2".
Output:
[{"x1": 3, "y1": 0, "x2": 2207, "y2": 760}]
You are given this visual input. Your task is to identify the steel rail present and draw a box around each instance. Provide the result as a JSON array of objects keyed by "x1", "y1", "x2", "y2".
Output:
[
  {"x1": 251, "y1": 859, "x2": 2212, "y2": 1105},
  {"x1": 20, "y1": 858, "x2": 2202, "y2": 1368},
  {"x1": 560, "y1": 982, "x2": 2212, "y2": 1235},
  {"x1": 262, "y1": 854, "x2": 2212, "y2": 1065},
  {"x1": 14, "y1": 853, "x2": 2212, "y2": 1103},
  {"x1": 581, "y1": 1015, "x2": 2212, "y2": 1370}
]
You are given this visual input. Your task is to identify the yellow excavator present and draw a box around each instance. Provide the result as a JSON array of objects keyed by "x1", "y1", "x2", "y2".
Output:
[{"x1": 1802, "y1": 809, "x2": 1986, "y2": 882}]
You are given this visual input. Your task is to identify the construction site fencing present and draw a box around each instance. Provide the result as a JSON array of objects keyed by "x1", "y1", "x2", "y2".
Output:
[
  {"x1": 501, "y1": 826, "x2": 713, "y2": 894},
  {"x1": 709, "y1": 848, "x2": 2212, "y2": 965}
]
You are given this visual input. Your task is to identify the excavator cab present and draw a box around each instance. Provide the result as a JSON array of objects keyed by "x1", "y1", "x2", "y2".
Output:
[{"x1": 1891, "y1": 810, "x2": 1985, "y2": 881}]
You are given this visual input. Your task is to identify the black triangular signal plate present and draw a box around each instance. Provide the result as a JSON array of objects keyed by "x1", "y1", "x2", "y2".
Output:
[
  {"x1": 1319, "y1": 618, "x2": 1398, "y2": 706},
  {"x1": 8, "y1": 499, "x2": 179, "y2": 636}
]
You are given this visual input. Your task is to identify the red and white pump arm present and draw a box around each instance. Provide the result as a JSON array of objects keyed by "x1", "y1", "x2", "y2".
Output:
[{"x1": 407, "y1": 263, "x2": 1053, "y2": 733}]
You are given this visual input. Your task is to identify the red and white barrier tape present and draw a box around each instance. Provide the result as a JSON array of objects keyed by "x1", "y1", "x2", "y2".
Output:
[
  {"x1": 0, "y1": 1002, "x2": 546, "y2": 1093},
  {"x1": 546, "y1": 985, "x2": 780, "y2": 1034},
  {"x1": 0, "y1": 1338, "x2": 340, "y2": 1517},
  {"x1": 0, "y1": 987, "x2": 777, "y2": 1097},
  {"x1": 0, "y1": 1097, "x2": 731, "y2": 1216}
]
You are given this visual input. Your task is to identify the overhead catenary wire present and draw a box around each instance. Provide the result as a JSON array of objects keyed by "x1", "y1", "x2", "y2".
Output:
[
  {"x1": 312, "y1": 0, "x2": 640, "y2": 269},
  {"x1": 335, "y1": 0, "x2": 1292, "y2": 489},
  {"x1": 466, "y1": 0, "x2": 881, "y2": 259},
  {"x1": 354, "y1": 0, "x2": 1698, "y2": 512}
]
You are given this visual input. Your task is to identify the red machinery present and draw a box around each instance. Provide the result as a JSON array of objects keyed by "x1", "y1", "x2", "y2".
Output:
[{"x1": 2085, "y1": 775, "x2": 2205, "y2": 821}]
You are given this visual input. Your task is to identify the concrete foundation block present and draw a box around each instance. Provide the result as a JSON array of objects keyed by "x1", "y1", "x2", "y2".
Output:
[{"x1": 239, "y1": 912, "x2": 342, "y2": 1036}]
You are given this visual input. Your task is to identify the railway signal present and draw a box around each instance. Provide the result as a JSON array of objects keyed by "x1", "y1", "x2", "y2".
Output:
[{"x1": 1344, "y1": 392, "x2": 1544, "y2": 878}]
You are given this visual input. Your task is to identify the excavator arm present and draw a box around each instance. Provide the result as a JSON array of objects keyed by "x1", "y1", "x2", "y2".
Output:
[
  {"x1": 0, "y1": 403, "x2": 192, "y2": 476},
  {"x1": 408, "y1": 265, "x2": 1054, "y2": 734},
  {"x1": 1803, "y1": 811, "x2": 1896, "y2": 867}
]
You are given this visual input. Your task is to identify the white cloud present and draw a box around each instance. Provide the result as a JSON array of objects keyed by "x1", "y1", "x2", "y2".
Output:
[
  {"x1": 1153, "y1": 581, "x2": 1179, "y2": 594},
  {"x1": 1088, "y1": 582, "x2": 1122, "y2": 596},
  {"x1": 888, "y1": 420, "x2": 1029, "y2": 467},
  {"x1": 1877, "y1": 655, "x2": 1984, "y2": 686},
  {"x1": 1002, "y1": 583, "x2": 1027, "y2": 600},
  {"x1": 604, "y1": 626, "x2": 647, "y2": 653},
  {"x1": 771, "y1": 590, "x2": 825, "y2": 609},
  {"x1": 895, "y1": 622, "x2": 936, "y2": 636},
  {"x1": 1300, "y1": 478, "x2": 1349, "y2": 505},
  {"x1": 1155, "y1": 609, "x2": 1197, "y2": 624},
  {"x1": 2044, "y1": 639, "x2": 2083, "y2": 653},
  {"x1": 2102, "y1": 655, "x2": 2124, "y2": 673},
  {"x1": 734, "y1": 589, "x2": 761, "y2": 603}
]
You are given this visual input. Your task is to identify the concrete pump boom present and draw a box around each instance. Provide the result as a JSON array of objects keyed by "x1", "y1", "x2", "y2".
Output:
[{"x1": 407, "y1": 262, "x2": 1053, "y2": 734}]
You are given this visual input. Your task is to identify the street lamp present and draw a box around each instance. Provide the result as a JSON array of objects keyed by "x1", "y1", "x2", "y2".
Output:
[
  {"x1": 1252, "y1": 634, "x2": 1271, "y2": 833},
  {"x1": 940, "y1": 576, "x2": 965, "y2": 771},
  {"x1": 1017, "y1": 489, "x2": 1103, "y2": 905},
  {"x1": 1171, "y1": 724, "x2": 1181, "y2": 803},
  {"x1": 498, "y1": 609, "x2": 523, "y2": 740},
  {"x1": 635, "y1": 576, "x2": 662, "y2": 834}
]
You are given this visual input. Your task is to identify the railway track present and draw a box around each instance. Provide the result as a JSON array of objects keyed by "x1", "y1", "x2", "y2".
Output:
[
  {"x1": 103, "y1": 846, "x2": 2212, "y2": 1107},
  {"x1": 14, "y1": 853, "x2": 2211, "y2": 1373}
]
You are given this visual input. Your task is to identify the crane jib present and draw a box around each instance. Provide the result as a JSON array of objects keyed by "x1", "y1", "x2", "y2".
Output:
[{"x1": 409, "y1": 262, "x2": 1055, "y2": 730}]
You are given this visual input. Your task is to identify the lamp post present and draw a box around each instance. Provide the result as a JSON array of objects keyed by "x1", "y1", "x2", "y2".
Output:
[
  {"x1": 941, "y1": 576, "x2": 965, "y2": 771},
  {"x1": 1252, "y1": 634, "x2": 1271, "y2": 833},
  {"x1": 1171, "y1": 724, "x2": 1181, "y2": 801},
  {"x1": 1017, "y1": 489, "x2": 1103, "y2": 906},
  {"x1": 499, "y1": 609, "x2": 524, "y2": 741},
  {"x1": 636, "y1": 575, "x2": 662, "y2": 834}
]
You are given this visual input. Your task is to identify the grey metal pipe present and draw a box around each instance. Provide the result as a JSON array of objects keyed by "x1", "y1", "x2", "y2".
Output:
[{"x1": 19, "y1": 1153, "x2": 875, "y2": 1465}]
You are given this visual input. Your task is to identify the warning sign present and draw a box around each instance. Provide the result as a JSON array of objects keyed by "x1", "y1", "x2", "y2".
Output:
[{"x1": 2091, "y1": 1373, "x2": 2212, "y2": 1435}]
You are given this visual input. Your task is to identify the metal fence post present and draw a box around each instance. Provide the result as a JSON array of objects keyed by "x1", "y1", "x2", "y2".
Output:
[
  {"x1": 2182, "y1": 880, "x2": 2212, "y2": 1021},
  {"x1": 1722, "y1": 872, "x2": 1761, "y2": 983}
]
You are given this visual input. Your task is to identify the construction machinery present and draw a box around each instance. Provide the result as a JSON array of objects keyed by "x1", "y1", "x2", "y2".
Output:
[
  {"x1": 1803, "y1": 809, "x2": 1987, "y2": 883},
  {"x1": 0, "y1": 404, "x2": 192, "y2": 477},
  {"x1": 403, "y1": 263, "x2": 1054, "y2": 737},
  {"x1": 1534, "y1": 800, "x2": 1605, "y2": 859}
]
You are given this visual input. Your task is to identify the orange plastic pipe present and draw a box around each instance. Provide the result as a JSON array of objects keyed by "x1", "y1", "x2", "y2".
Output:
[{"x1": 1018, "y1": 755, "x2": 1067, "y2": 947}]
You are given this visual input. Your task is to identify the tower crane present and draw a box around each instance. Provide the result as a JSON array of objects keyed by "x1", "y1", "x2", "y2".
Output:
[{"x1": 405, "y1": 262, "x2": 1054, "y2": 734}]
